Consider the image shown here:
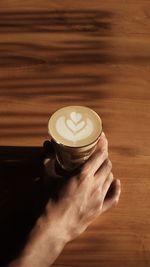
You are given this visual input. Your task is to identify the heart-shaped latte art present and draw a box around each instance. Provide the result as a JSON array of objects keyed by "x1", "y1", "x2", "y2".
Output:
[
  {"x1": 55, "y1": 112, "x2": 94, "y2": 143},
  {"x1": 66, "y1": 119, "x2": 85, "y2": 133},
  {"x1": 70, "y1": 112, "x2": 82, "y2": 124}
]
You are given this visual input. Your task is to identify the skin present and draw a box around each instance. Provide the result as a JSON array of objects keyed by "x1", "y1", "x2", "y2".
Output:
[{"x1": 8, "y1": 132, "x2": 121, "y2": 267}]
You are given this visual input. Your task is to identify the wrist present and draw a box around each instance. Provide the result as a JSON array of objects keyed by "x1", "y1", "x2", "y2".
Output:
[
  {"x1": 10, "y1": 215, "x2": 67, "y2": 267},
  {"x1": 36, "y1": 214, "x2": 69, "y2": 246},
  {"x1": 41, "y1": 200, "x2": 72, "y2": 242}
]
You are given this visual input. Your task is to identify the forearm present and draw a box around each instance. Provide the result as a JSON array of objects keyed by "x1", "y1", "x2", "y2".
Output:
[{"x1": 8, "y1": 215, "x2": 67, "y2": 267}]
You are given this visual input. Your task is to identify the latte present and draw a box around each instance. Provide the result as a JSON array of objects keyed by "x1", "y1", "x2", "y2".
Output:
[{"x1": 48, "y1": 106, "x2": 102, "y2": 171}]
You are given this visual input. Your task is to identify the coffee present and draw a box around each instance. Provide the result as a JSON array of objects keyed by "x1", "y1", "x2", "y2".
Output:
[{"x1": 48, "y1": 106, "x2": 102, "y2": 171}]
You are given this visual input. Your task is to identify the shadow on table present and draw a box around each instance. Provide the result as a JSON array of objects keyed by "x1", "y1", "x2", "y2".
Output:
[{"x1": 0, "y1": 143, "x2": 61, "y2": 265}]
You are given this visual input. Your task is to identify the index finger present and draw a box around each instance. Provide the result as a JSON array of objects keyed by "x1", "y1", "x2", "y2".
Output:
[
  {"x1": 96, "y1": 132, "x2": 108, "y2": 152},
  {"x1": 81, "y1": 132, "x2": 108, "y2": 177}
]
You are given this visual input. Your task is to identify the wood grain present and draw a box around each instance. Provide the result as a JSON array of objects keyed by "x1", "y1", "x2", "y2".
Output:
[{"x1": 0, "y1": 1, "x2": 150, "y2": 266}]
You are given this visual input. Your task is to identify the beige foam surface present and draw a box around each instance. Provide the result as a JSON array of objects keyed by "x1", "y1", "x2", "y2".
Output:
[{"x1": 48, "y1": 106, "x2": 102, "y2": 147}]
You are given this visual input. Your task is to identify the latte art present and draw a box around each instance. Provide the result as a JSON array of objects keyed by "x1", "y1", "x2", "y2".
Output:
[
  {"x1": 70, "y1": 112, "x2": 82, "y2": 123},
  {"x1": 48, "y1": 106, "x2": 102, "y2": 148},
  {"x1": 56, "y1": 112, "x2": 94, "y2": 143}
]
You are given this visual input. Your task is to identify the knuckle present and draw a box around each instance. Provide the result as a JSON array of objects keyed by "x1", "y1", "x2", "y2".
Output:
[
  {"x1": 92, "y1": 188, "x2": 102, "y2": 201},
  {"x1": 95, "y1": 198, "x2": 103, "y2": 210},
  {"x1": 103, "y1": 158, "x2": 112, "y2": 171},
  {"x1": 101, "y1": 133, "x2": 108, "y2": 145},
  {"x1": 104, "y1": 137, "x2": 108, "y2": 148},
  {"x1": 107, "y1": 159, "x2": 112, "y2": 170},
  {"x1": 80, "y1": 165, "x2": 91, "y2": 179},
  {"x1": 97, "y1": 201, "x2": 103, "y2": 213},
  {"x1": 109, "y1": 172, "x2": 114, "y2": 181},
  {"x1": 102, "y1": 150, "x2": 108, "y2": 160},
  {"x1": 114, "y1": 196, "x2": 119, "y2": 205},
  {"x1": 96, "y1": 187, "x2": 102, "y2": 197},
  {"x1": 79, "y1": 207, "x2": 85, "y2": 220}
]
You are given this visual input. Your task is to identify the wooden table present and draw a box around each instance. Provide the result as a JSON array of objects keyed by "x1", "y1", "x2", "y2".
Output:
[{"x1": 0, "y1": 1, "x2": 150, "y2": 266}]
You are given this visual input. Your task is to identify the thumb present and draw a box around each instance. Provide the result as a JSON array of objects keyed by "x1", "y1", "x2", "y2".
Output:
[
  {"x1": 43, "y1": 140, "x2": 54, "y2": 157},
  {"x1": 44, "y1": 157, "x2": 62, "y2": 179}
]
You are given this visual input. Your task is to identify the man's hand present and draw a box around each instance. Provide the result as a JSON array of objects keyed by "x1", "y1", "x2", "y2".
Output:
[
  {"x1": 44, "y1": 132, "x2": 121, "y2": 242},
  {"x1": 9, "y1": 132, "x2": 121, "y2": 267}
]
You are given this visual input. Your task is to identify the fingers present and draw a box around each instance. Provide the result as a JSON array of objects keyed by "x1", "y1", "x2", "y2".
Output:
[
  {"x1": 102, "y1": 172, "x2": 114, "y2": 200},
  {"x1": 81, "y1": 132, "x2": 108, "y2": 177},
  {"x1": 44, "y1": 158, "x2": 62, "y2": 179},
  {"x1": 89, "y1": 170, "x2": 113, "y2": 199},
  {"x1": 101, "y1": 179, "x2": 121, "y2": 214},
  {"x1": 95, "y1": 158, "x2": 112, "y2": 185},
  {"x1": 43, "y1": 140, "x2": 54, "y2": 156},
  {"x1": 44, "y1": 158, "x2": 53, "y2": 174},
  {"x1": 67, "y1": 176, "x2": 80, "y2": 195},
  {"x1": 96, "y1": 132, "x2": 108, "y2": 152}
]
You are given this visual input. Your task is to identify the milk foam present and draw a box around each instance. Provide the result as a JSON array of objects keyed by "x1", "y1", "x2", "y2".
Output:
[{"x1": 55, "y1": 112, "x2": 94, "y2": 143}]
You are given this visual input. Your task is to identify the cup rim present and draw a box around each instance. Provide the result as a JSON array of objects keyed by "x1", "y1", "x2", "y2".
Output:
[
  {"x1": 47, "y1": 106, "x2": 102, "y2": 148},
  {"x1": 49, "y1": 128, "x2": 103, "y2": 148}
]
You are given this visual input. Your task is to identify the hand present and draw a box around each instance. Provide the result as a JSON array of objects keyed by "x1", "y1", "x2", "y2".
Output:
[
  {"x1": 8, "y1": 132, "x2": 121, "y2": 267},
  {"x1": 44, "y1": 132, "x2": 121, "y2": 242}
]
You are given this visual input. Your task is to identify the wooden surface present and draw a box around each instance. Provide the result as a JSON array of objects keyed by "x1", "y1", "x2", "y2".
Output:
[{"x1": 0, "y1": 1, "x2": 150, "y2": 266}]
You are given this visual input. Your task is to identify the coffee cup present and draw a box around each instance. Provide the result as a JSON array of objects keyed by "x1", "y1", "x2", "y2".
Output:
[{"x1": 48, "y1": 106, "x2": 102, "y2": 172}]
